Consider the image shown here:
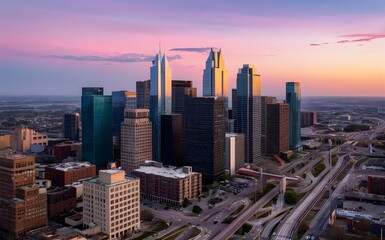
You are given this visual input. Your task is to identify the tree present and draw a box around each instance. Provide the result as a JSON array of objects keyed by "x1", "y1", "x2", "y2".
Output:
[
  {"x1": 192, "y1": 205, "x2": 203, "y2": 214},
  {"x1": 140, "y1": 209, "x2": 154, "y2": 221},
  {"x1": 182, "y1": 198, "x2": 191, "y2": 208}
]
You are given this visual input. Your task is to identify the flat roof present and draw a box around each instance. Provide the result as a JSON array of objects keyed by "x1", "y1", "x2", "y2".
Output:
[
  {"x1": 47, "y1": 161, "x2": 93, "y2": 171},
  {"x1": 86, "y1": 176, "x2": 137, "y2": 187},
  {"x1": 134, "y1": 166, "x2": 197, "y2": 179}
]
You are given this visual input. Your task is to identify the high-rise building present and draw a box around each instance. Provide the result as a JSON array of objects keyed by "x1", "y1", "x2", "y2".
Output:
[
  {"x1": 225, "y1": 133, "x2": 245, "y2": 175},
  {"x1": 83, "y1": 170, "x2": 140, "y2": 239},
  {"x1": 261, "y1": 96, "x2": 277, "y2": 155},
  {"x1": 301, "y1": 112, "x2": 317, "y2": 127},
  {"x1": 149, "y1": 51, "x2": 172, "y2": 161},
  {"x1": 121, "y1": 109, "x2": 152, "y2": 175},
  {"x1": 235, "y1": 64, "x2": 262, "y2": 164},
  {"x1": 161, "y1": 114, "x2": 184, "y2": 167},
  {"x1": 172, "y1": 80, "x2": 197, "y2": 114},
  {"x1": 266, "y1": 103, "x2": 289, "y2": 154},
  {"x1": 81, "y1": 87, "x2": 113, "y2": 167},
  {"x1": 10, "y1": 125, "x2": 48, "y2": 152},
  {"x1": 286, "y1": 82, "x2": 302, "y2": 151},
  {"x1": 185, "y1": 97, "x2": 225, "y2": 182},
  {"x1": 63, "y1": 113, "x2": 80, "y2": 141},
  {"x1": 203, "y1": 49, "x2": 228, "y2": 108},
  {"x1": 134, "y1": 163, "x2": 202, "y2": 206},
  {"x1": 112, "y1": 91, "x2": 136, "y2": 161},
  {"x1": 136, "y1": 80, "x2": 150, "y2": 109},
  {"x1": 0, "y1": 154, "x2": 47, "y2": 239}
]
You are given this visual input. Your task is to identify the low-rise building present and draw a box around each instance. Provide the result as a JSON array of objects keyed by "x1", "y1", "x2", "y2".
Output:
[
  {"x1": 133, "y1": 163, "x2": 202, "y2": 206},
  {"x1": 10, "y1": 125, "x2": 48, "y2": 152},
  {"x1": 47, "y1": 187, "x2": 77, "y2": 219},
  {"x1": 53, "y1": 141, "x2": 82, "y2": 161},
  {"x1": 45, "y1": 162, "x2": 96, "y2": 187}
]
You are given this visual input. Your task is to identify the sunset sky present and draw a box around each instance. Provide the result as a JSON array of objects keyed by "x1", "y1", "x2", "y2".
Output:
[{"x1": 1, "y1": 0, "x2": 384, "y2": 96}]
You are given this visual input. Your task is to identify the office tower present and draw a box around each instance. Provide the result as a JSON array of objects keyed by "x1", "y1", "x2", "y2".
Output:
[
  {"x1": 266, "y1": 103, "x2": 289, "y2": 154},
  {"x1": 232, "y1": 89, "x2": 237, "y2": 118},
  {"x1": 149, "y1": 51, "x2": 172, "y2": 161},
  {"x1": 63, "y1": 113, "x2": 80, "y2": 141},
  {"x1": 185, "y1": 97, "x2": 225, "y2": 182},
  {"x1": 261, "y1": 96, "x2": 277, "y2": 155},
  {"x1": 45, "y1": 162, "x2": 96, "y2": 187},
  {"x1": 112, "y1": 91, "x2": 136, "y2": 161},
  {"x1": 301, "y1": 112, "x2": 317, "y2": 127},
  {"x1": 83, "y1": 170, "x2": 140, "y2": 239},
  {"x1": 136, "y1": 79, "x2": 150, "y2": 109},
  {"x1": 0, "y1": 154, "x2": 47, "y2": 239},
  {"x1": 172, "y1": 80, "x2": 197, "y2": 114},
  {"x1": 225, "y1": 133, "x2": 245, "y2": 175},
  {"x1": 203, "y1": 49, "x2": 228, "y2": 108},
  {"x1": 81, "y1": 87, "x2": 113, "y2": 167},
  {"x1": 121, "y1": 109, "x2": 152, "y2": 174},
  {"x1": 286, "y1": 82, "x2": 302, "y2": 151},
  {"x1": 134, "y1": 163, "x2": 202, "y2": 206},
  {"x1": 10, "y1": 125, "x2": 48, "y2": 152},
  {"x1": 235, "y1": 64, "x2": 262, "y2": 164},
  {"x1": 161, "y1": 114, "x2": 184, "y2": 167}
]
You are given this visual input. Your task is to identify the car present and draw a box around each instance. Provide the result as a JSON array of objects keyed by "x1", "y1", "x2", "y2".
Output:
[{"x1": 213, "y1": 220, "x2": 218, "y2": 224}]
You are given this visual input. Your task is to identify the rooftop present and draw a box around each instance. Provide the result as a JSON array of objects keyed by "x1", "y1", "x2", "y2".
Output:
[
  {"x1": 0, "y1": 153, "x2": 32, "y2": 160},
  {"x1": 47, "y1": 161, "x2": 93, "y2": 171},
  {"x1": 134, "y1": 165, "x2": 197, "y2": 179}
]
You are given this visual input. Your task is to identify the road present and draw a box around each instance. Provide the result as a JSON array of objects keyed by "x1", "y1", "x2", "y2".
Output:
[{"x1": 271, "y1": 152, "x2": 350, "y2": 240}]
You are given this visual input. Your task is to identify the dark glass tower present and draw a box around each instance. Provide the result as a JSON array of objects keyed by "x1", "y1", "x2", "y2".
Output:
[
  {"x1": 286, "y1": 82, "x2": 302, "y2": 151},
  {"x1": 81, "y1": 87, "x2": 113, "y2": 167},
  {"x1": 267, "y1": 103, "x2": 289, "y2": 154},
  {"x1": 235, "y1": 65, "x2": 262, "y2": 164},
  {"x1": 63, "y1": 113, "x2": 80, "y2": 141},
  {"x1": 160, "y1": 114, "x2": 185, "y2": 167},
  {"x1": 185, "y1": 97, "x2": 225, "y2": 182},
  {"x1": 172, "y1": 80, "x2": 197, "y2": 114},
  {"x1": 136, "y1": 80, "x2": 150, "y2": 109},
  {"x1": 261, "y1": 96, "x2": 277, "y2": 155}
]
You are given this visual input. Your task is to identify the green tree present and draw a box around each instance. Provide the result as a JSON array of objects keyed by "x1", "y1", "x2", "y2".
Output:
[
  {"x1": 140, "y1": 209, "x2": 154, "y2": 221},
  {"x1": 192, "y1": 205, "x2": 203, "y2": 214}
]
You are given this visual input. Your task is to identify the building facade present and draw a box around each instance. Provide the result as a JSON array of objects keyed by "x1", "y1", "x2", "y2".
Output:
[
  {"x1": 225, "y1": 133, "x2": 245, "y2": 175},
  {"x1": 53, "y1": 141, "x2": 82, "y2": 161},
  {"x1": 121, "y1": 109, "x2": 152, "y2": 175},
  {"x1": 266, "y1": 103, "x2": 289, "y2": 154},
  {"x1": 261, "y1": 96, "x2": 277, "y2": 155},
  {"x1": 185, "y1": 97, "x2": 225, "y2": 182},
  {"x1": 301, "y1": 111, "x2": 317, "y2": 128},
  {"x1": 45, "y1": 162, "x2": 97, "y2": 187},
  {"x1": 83, "y1": 170, "x2": 140, "y2": 240},
  {"x1": 10, "y1": 125, "x2": 48, "y2": 152},
  {"x1": 235, "y1": 64, "x2": 262, "y2": 164},
  {"x1": 203, "y1": 49, "x2": 228, "y2": 108},
  {"x1": 286, "y1": 82, "x2": 302, "y2": 151},
  {"x1": 149, "y1": 51, "x2": 172, "y2": 161},
  {"x1": 63, "y1": 113, "x2": 80, "y2": 141},
  {"x1": 136, "y1": 79, "x2": 150, "y2": 109},
  {"x1": 171, "y1": 80, "x2": 197, "y2": 114},
  {"x1": 133, "y1": 163, "x2": 202, "y2": 206},
  {"x1": 47, "y1": 187, "x2": 77, "y2": 219},
  {"x1": 161, "y1": 114, "x2": 185, "y2": 167},
  {"x1": 81, "y1": 87, "x2": 113, "y2": 167}
]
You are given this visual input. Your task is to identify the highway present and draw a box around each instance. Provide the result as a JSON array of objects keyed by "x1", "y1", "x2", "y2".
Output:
[{"x1": 271, "y1": 153, "x2": 350, "y2": 240}]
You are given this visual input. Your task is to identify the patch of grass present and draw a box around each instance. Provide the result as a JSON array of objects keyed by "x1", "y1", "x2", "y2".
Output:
[
  {"x1": 222, "y1": 203, "x2": 246, "y2": 224},
  {"x1": 311, "y1": 162, "x2": 326, "y2": 177},
  {"x1": 133, "y1": 221, "x2": 170, "y2": 240},
  {"x1": 249, "y1": 183, "x2": 276, "y2": 203},
  {"x1": 284, "y1": 190, "x2": 305, "y2": 205},
  {"x1": 332, "y1": 155, "x2": 338, "y2": 166},
  {"x1": 355, "y1": 157, "x2": 369, "y2": 169},
  {"x1": 235, "y1": 223, "x2": 253, "y2": 235},
  {"x1": 156, "y1": 225, "x2": 189, "y2": 240}
]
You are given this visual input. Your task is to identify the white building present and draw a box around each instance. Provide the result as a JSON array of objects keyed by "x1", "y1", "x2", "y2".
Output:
[
  {"x1": 225, "y1": 133, "x2": 245, "y2": 175},
  {"x1": 83, "y1": 170, "x2": 140, "y2": 240},
  {"x1": 121, "y1": 109, "x2": 152, "y2": 175}
]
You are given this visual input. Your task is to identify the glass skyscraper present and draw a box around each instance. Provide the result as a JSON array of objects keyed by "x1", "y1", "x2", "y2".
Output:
[
  {"x1": 149, "y1": 51, "x2": 172, "y2": 161},
  {"x1": 235, "y1": 64, "x2": 262, "y2": 164},
  {"x1": 81, "y1": 87, "x2": 113, "y2": 167},
  {"x1": 286, "y1": 82, "x2": 302, "y2": 151}
]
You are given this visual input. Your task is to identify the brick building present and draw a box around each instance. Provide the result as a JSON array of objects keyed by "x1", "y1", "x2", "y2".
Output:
[
  {"x1": 47, "y1": 187, "x2": 77, "y2": 219},
  {"x1": 45, "y1": 162, "x2": 96, "y2": 187}
]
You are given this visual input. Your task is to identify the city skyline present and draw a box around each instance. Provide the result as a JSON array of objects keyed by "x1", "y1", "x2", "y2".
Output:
[{"x1": 1, "y1": 0, "x2": 384, "y2": 97}]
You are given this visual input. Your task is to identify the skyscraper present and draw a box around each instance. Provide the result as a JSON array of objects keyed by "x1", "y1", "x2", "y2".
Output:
[
  {"x1": 121, "y1": 109, "x2": 152, "y2": 175},
  {"x1": 172, "y1": 80, "x2": 197, "y2": 114},
  {"x1": 136, "y1": 79, "x2": 150, "y2": 109},
  {"x1": 63, "y1": 113, "x2": 80, "y2": 141},
  {"x1": 150, "y1": 51, "x2": 172, "y2": 161},
  {"x1": 112, "y1": 91, "x2": 136, "y2": 160},
  {"x1": 286, "y1": 82, "x2": 302, "y2": 151},
  {"x1": 267, "y1": 103, "x2": 289, "y2": 154},
  {"x1": 81, "y1": 87, "x2": 113, "y2": 167},
  {"x1": 261, "y1": 96, "x2": 277, "y2": 155},
  {"x1": 185, "y1": 97, "x2": 225, "y2": 182},
  {"x1": 225, "y1": 133, "x2": 245, "y2": 175},
  {"x1": 203, "y1": 49, "x2": 228, "y2": 108},
  {"x1": 235, "y1": 64, "x2": 262, "y2": 164},
  {"x1": 161, "y1": 114, "x2": 184, "y2": 167}
]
